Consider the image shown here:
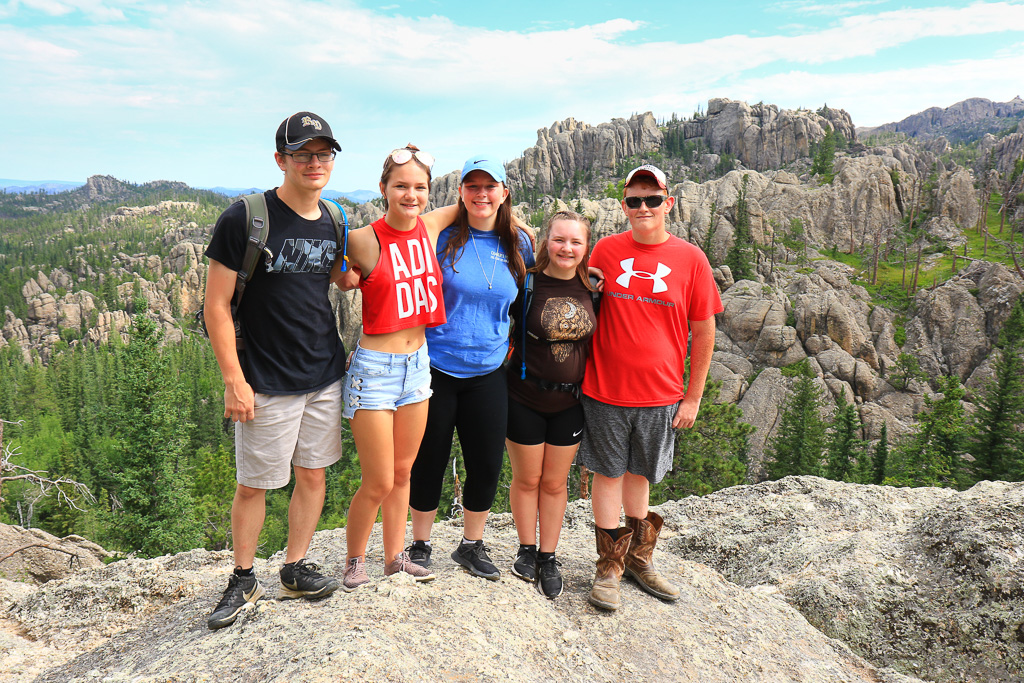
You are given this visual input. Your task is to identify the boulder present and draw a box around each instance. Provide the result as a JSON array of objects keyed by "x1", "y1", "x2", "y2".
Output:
[
  {"x1": 0, "y1": 524, "x2": 110, "y2": 584},
  {"x1": 792, "y1": 289, "x2": 878, "y2": 370},
  {"x1": 905, "y1": 278, "x2": 989, "y2": 382},
  {"x1": 662, "y1": 477, "x2": 1024, "y2": 682}
]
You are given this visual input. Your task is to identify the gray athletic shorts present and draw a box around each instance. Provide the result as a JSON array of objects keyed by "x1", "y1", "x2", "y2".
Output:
[
  {"x1": 235, "y1": 379, "x2": 344, "y2": 489},
  {"x1": 576, "y1": 395, "x2": 678, "y2": 483}
]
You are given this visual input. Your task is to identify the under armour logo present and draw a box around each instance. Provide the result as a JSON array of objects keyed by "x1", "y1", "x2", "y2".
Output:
[
  {"x1": 616, "y1": 258, "x2": 671, "y2": 293},
  {"x1": 300, "y1": 116, "x2": 323, "y2": 131}
]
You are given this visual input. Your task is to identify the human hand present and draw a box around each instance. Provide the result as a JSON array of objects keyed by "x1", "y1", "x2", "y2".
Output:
[{"x1": 224, "y1": 380, "x2": 256, "y2": 423}]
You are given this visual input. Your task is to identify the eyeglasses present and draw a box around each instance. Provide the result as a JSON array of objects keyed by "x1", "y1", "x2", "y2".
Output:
[
  {"x1": 388, "y1": 148, "x2": 435, "y2": 169},
  {"x1": 623, "y1": 195, "x2": 668, "y2": 210},
  {"x1": 282, "y1": 151, "x2": 337, "y2": 163}
]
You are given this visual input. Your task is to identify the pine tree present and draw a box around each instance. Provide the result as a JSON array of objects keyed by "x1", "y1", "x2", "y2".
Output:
[
  {"x1": 888, "y1": 352, "x2": 925, "y2": 392},
  {"x1": 970, "y1": 294, "x2": 1024, "y2": 481},
  {"x1": 766, "y1": 374, "x2": 827, "y2": 479},
  {"x1": 651, "y1": 380, "x2": 753, "y2": 502},
  {"x1": 811, "y1": 127, "x2": 837, "y2": 183},
  {"x1": 824, "y1": 394, "x2": 866, "y2": 483},
  {"x1": 104, "y1": 314, "x2": 201, "y2": 556},
  {"x1": 871, "y1": 423, "x2": 890, "y2": 485},
  {"x1": 725, "y1": 174, "x2": 755, "y2": 280},
  {"x1": 886, "y1": 376, "x2": 970, "y2": 488},
  {"x1": 191, "y1": 444, "x2": 236, "y2": 550}
]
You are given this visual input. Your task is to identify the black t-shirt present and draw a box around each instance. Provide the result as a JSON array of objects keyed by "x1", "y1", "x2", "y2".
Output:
[
  {"x1": 508, "y1": 272, "x2": 596, "y2": 413},
  {"x1": 204, "y1": 189, "x2": 346, "y2": 395}
]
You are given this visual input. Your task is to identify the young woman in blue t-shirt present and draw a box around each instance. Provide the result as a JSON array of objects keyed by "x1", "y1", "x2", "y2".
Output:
[{"x1": 406, "y1": 156, "x2": 535, "y2": 579}]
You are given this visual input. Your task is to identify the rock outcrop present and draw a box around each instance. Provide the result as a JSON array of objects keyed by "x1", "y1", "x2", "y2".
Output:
[
  {"x1": 861, "y1": 96, "x2": 1024, "y2": 141},
  {"x1": 7, "y1": 478, "x2": 1018, "y2": 682},
  {"x1": 2, "y1": 485, "x2": 964, "y2": 682},
  {"x1": 693, "y1": 99, "x2": 856, "y2": 170},
  {"x1": 0, "y1": 524, "x2": 111, "y2": 584},
  {"x1": 663, "y1": 476, "x2": 1024, "y2": 683},
  {"x1": 429, "y1": 99, "x2": 855, "y2": 204}
]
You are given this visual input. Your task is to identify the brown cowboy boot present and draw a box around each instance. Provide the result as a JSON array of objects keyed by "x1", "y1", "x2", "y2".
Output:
[
  {"x1": 588, "y1": 527, "x2": 633, "y2": 611},
  {"x1": 623, "y1": 511, "x2": 679, "y2": 601}
]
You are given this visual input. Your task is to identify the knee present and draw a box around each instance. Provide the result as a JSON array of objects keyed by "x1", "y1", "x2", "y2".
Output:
[
  {"x1": 392, "y1": 467, "x2": 412, "y2": 490},
  {"x1": 294, "y1": 466, "x2": 326, "y2": 492},
  {"x1": 234, "y1": 484, "x2": 265, "y2": 503},
  {"x1": 358, "y1": 474, "x2": 395, "y2": 504},
  {"x1": 513, "y1": 473, "x2": 542, "y2": 493},
  {"x1": 539, "y1": 473, "x2": 568, "y2": 497}
]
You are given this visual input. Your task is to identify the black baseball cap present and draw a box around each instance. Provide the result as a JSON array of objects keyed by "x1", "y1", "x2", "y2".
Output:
[{"x1": 275, "y1": 112, "x2": 341, "y2": 152}]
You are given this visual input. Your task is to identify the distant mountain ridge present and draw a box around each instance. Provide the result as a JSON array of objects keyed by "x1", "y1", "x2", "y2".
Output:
[
  {"x1": 0, "y1": 178, "x2": 83, "y2": 194},
  {"x1": 1, "y1": 178, "x2": 377, "y2": 203},
  {"x1": 858, "y1": 96, "x2": 1024, "y2": 143}
]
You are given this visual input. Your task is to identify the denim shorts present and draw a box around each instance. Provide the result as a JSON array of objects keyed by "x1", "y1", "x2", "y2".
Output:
[{"x1": 342, "y1": 342, "x2": 432, "y2": 419}]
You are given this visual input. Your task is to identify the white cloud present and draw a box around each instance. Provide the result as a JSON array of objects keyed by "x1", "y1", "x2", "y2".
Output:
[{"x1": 3, "y1": 0, "x2": 1024, "y2": 188}]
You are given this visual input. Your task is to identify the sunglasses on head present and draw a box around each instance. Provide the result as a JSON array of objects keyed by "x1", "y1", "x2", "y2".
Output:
[
  {"x1": 388, "y1": 148, "x2": 435, "y2": 169},
  {"x1": 623, "y1": 195, "x2": 668, "y2": 209}
]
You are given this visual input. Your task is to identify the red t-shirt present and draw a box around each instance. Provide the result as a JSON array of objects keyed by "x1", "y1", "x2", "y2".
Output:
[
  {"x1": 360, "y1": 217, "x2": 446, "y2": 334},
  {"x1": 582, "y1": 231, "x2": 723, "y2": 407}
]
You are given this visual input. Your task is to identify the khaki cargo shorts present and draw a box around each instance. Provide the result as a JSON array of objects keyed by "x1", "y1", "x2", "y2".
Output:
[{"x1": 234, "y1": 379, "x2": 343, "y2": 489}]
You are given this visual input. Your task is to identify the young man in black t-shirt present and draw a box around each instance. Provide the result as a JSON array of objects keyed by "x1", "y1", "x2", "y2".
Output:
[{"x1": 204, "y1": 112, "x2": 348, "y2": 629}]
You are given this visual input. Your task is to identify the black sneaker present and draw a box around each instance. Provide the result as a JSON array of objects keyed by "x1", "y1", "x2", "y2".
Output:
[
  {"x1": 535, "y1": 554, "x2": 563, "y2": 599},
  {"x1": 279, "y1": 558, "x2": 340, "y2": 600},
  {"x1": 407, "y1": 540, "x2": 432, "y2": 568},
  {"x1": 512, "y1": 544, "x2": 537, "y2": 582},
  {"x1": 451, "y1": 540, "x2": 500, "y2": 580},
  {"x1": 208, "y1": 574, "x2": 265, "y2": 629}
]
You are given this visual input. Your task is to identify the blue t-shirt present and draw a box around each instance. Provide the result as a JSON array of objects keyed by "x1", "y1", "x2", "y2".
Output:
[{"x1": 426, "y1": 225, "x2": 535, "y2": 377}]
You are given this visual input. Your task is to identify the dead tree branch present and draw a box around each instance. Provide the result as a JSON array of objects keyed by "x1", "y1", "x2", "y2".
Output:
[{"x1": 0, "y1": 543, "x2": 83, "y2": 569}]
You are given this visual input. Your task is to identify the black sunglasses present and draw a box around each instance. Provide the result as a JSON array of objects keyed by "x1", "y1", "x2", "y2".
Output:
[{"x1": 624, "y1": 195, "x2": 667, "y2": 209}]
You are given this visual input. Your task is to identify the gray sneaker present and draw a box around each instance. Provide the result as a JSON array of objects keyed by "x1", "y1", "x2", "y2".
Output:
[
  {"x1": 208, "y1": 573, "x2": 265, "y2": 629},
  {"x1": 406, "y1": 540, "x2": 432, "y2": 568},
  {"x1": 512, "y1": 544, "x2": 537, "y2": 582},
  {"x1": 385, "y1": 551, "x2": 436, "y2": 582},
  {"x1": 451, "y1": 540, "x2": 500, "y2": 580},
  {"x1": 279, "y1": 559, "x2": 339, "y2": 600},
  {"x1": 342, "y1": 556, "x2": 370, "y2": 591}
]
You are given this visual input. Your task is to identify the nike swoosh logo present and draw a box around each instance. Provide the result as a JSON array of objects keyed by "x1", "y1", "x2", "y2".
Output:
[
  {"x1": 281, "y1": 581, "x2": 297, "y2": 591},
  {"x1": 573, "y1": 428, "x2": 583, "y2": 437},
  {"x1": 244, "y1": 586, "x2": 261, "y2": 599},
  {"x1": 474, "y1": 159, "x2": 486, "y2": 163}
]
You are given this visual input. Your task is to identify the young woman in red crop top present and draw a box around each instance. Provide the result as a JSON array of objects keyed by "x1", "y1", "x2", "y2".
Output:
[{"x1": 335, "y1": 145, "x2": 458, "y2": 590}]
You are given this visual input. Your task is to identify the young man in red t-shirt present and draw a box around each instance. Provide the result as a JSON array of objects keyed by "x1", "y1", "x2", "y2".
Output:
[{"x1": 578, "y1": 164, "x2": 723, "y2": 611}]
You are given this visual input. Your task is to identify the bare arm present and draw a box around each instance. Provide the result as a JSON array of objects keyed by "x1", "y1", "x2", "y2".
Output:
[
  {"x1": 343, "y1": 226, "x2": 381, "y2": 277},
  {"x1": 204, "y1": 259, "x2": 255, "y2": 423},
  {"x1": 421, "y1": 204, "x2": 459, "y2": 246},
  {"x1": 330, "y1": 251, "x2": 362, "y2": 290},
  {"x1": 673, "y1": 316, "x2": 716, "y2": 429}
]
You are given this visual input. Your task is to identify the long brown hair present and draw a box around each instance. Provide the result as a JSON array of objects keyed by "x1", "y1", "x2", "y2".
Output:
[
  {"x1": 531, "y1": 210, "x2": 593, "y2": 290},
  {"x1": 439, "y1": 179, "x2": 527, "y2": 285},
  {"x1": 379, "y1": 144, "x2": 432, "y2": 210}
]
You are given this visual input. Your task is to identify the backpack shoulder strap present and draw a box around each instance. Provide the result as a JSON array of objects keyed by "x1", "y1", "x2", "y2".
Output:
[
  {"x1": 235, "y1": 193, "x2": 271, "y2": 304},
  {"x1": 519, "y1": 272, "x2": 535, "y2": 380},
  {"x1": 321, "y1": 198, "x2": 350, "y2": 271},
  {"x1": 588, "y1": 273, "x2": 602, "y2": 316}
]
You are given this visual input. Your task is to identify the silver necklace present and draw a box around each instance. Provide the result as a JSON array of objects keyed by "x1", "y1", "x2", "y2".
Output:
[{"x1": 470, "y1": 229, "x2": 498, "y2": 289}]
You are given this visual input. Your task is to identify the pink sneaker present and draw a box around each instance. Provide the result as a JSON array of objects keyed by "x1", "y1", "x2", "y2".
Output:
[
  {"x1": 385, "y1": 551, "x2": 436, "y2": 582},
  {"x1": 342, "y1": 556, "x2": 370, "y2": 591}
]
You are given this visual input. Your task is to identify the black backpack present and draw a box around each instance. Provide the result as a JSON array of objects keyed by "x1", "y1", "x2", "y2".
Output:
[{"x1": 195, "y1": 193, "x2": 349, "y2": 350}]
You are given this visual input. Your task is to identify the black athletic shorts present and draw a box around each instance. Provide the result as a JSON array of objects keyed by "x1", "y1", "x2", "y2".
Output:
[{"x1": 506, "y1": 397, "x2": 584, "y2": 447}]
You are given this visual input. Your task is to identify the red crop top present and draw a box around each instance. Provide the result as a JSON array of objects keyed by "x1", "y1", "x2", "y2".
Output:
[{"x1": 360, "y1": 217, "x2": 447, "y2": 334}]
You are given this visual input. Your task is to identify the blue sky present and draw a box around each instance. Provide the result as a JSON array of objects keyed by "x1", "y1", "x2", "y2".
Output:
[{"x1": 2, "y1": 0, "x2": 1023, "y2": 192}]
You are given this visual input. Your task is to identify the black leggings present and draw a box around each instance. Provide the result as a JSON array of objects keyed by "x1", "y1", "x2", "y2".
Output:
[{"x1": 409, "y1": 366, "x2": 507, "y2": 513}]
